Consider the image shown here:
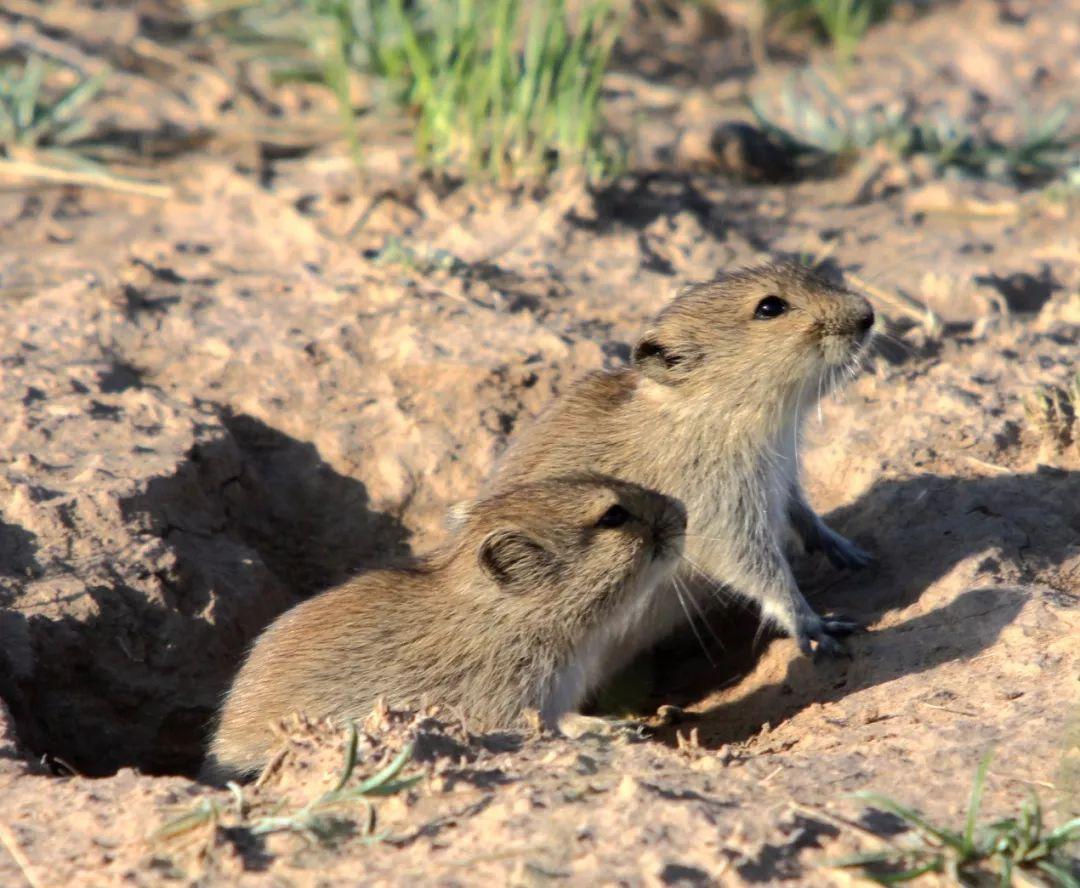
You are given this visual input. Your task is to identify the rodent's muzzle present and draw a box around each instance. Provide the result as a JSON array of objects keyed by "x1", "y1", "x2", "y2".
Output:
[{"x1": 817, "y1": 294, "x2": 875, "y2": 364}]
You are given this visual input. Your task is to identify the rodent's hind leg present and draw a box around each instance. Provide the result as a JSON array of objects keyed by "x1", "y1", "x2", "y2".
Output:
[
  {"x1": 788, "y1": 489, "x2": 872, "y2": 570},
  {"x1": 815, "y1": 523, "x2": 873, "y2": 571}
]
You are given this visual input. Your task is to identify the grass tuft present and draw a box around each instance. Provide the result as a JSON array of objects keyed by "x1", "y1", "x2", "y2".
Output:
[
  {"x1": 832, "y1": 754, "x2": 1080, "y2": 885},
  {"x1": 249, "y1": 728, "x2": 421, "y2": 843},
  {"x1": 153, "y1": 725, "x2": 421, "y2": 850},
  {"x1": 1025, "y1": 376, "x2": 1079, "y2": 460},
  {"x1": 0, "y1": 54, "x2": 170, "y2": 197},
  {"x1": 752, "y1": 70, "x2": 1077, "y2": 183},
  {"x1": 0, "y1": 55, "x2": 109, "y2": 162},
  {"x1": 329, "y1": 0, "x2": 622, "y2": 184},
  {"x1": 210, "y1": 0, "x2": 623, "y2": 185},
  {"x1": 764, "y1": 0, "x2": 895, "y2": 60}
]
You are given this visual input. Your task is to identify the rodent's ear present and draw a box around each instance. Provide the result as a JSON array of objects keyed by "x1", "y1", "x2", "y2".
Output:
[
  {"x1": 479, "y1": 530, "x2": 552, "y2": 590},
  {"x1": 632, "y1": 335, "x2": 694, "y2": 385}
]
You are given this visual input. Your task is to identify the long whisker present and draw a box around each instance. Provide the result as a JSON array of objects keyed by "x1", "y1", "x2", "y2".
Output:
[
  {"x1": 674, "y1": 579, "x2": 718, "y2": 667},
  {"x1": 828, "y1": 364, "x2": 841, "y2": 405},
  {"x1": 675, "y1": 574, "x2": 726, "y2": 653},
  {"x1": 792, "y1": 379, "x2": 805, "y2": 459},
  {"x1": 816, "y1": 365, "x2": 825, "y2": 423},
  {"x1": 677, "y1": 553, "x2": 743, "y2": 610},
  {"x1": 872, "y1": 328, "x2": 915, "y2": 357}
]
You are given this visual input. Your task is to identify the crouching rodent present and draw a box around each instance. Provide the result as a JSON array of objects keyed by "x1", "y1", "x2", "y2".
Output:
[{"x1": 204, "y1": 475, "x2": 686, "y2": 781}]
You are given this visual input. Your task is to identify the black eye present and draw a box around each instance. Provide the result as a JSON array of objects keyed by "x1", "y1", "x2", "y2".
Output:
[
  {"x1": 754, "y1": 295, "x2": 788, "y2": 319},
  {"x1": 596, "y1": 504, "x2": 632, "y2": 529}
]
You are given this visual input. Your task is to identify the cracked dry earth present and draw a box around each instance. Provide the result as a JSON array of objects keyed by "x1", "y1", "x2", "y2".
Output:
[{"x1": 0, "y1": 0, "x2": 1079, "y2": 885}]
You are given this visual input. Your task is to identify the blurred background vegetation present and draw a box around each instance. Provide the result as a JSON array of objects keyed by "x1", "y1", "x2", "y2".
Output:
[{"x1": 0, "y1": 0, "x2": 1076, "y2": 191}]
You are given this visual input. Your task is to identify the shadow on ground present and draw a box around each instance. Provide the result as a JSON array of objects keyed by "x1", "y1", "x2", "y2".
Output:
[
  {"x1": 606, "y1": 468, "x2": 1080, "y2": 746},
  {"x1": 0, "y1": 414, "x2": 412, "y2": 776}
]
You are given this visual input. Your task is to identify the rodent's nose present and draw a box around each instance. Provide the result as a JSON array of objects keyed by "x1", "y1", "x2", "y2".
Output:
[{"x1": 856, "y1": 307, "x2": 875, "y2": 335}]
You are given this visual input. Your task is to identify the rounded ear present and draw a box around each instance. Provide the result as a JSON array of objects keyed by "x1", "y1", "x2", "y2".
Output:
[
  {"x1": 632, "y1": 335, "x2": 695, "y2": 385},
  {"x1": 478, "y1": 530, "x2": 551, "y2": 590}
]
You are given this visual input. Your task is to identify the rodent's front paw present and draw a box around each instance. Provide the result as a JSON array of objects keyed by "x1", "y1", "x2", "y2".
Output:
[
  {"x1": 818, "y1": 527, "x2": 873, "y2": 571},
  {"x1": 796, "y1": 613, "x2": 860, "y2": 658}
]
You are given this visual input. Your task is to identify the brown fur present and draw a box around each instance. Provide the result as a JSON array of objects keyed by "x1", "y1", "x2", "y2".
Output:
[
  {"x1": 204, "y1": 476, "x2": 685, "y2": 782},
  {"x1": 481, "y1": 262, "x2": 876, "y2": 672}
]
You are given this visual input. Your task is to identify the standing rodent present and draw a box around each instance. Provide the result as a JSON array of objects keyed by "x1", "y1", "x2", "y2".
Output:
[
  {"x1": 204, "y1": 475, "x2": 686, "y2": 782},
  {"x1": 475, "y1": 262, "x2": 875, "y2": 673}
]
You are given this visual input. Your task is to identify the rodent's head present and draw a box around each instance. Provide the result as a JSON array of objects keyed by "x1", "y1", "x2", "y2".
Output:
[
  {"x1": 455, "y1": 475, "x2": 686, "y2": 615},
  {"x1": 632, "y1": 262, "x2": 874, "y2": 407}
]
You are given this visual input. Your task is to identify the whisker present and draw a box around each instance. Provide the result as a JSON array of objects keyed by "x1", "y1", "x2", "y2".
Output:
[
  {"x1": 674, "y1": 579, "x2": 718, "y2": 667},
  {"x1": 792, "y1": 379, "x2": 805, "y2": 457},
  {"x1": 675, "y1": 575, "x2": 726, "y2": 654},
  {"x1": 677, "y1": 554, "x2": 739, "y2": 609},
  {"x1": 872, "y1": 328, "x2": 916, "y2": 357},
  {"x1": 816, "y1": 366, "x2": 825, "y2": 423}
]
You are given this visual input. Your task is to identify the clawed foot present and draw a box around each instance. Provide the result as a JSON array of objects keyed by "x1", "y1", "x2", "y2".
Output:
[
  {"x1": 796, "y1": 613, "x2": 860, "y2": 658},
  {"x1": 815, "y1": 525, "x2": 873, "y2": 571}
]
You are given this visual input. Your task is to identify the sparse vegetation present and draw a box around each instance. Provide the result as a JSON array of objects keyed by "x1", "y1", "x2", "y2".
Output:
[
  {"x1": 763, "y1": 0, "x2": 895, "y2": 59},
  {"x1": 751, "y1": 70, "x2": 1078, "y2": 183},
  {"x1": 153, "y1": 727, "x2": 421, "y2": 849},
  {"x1": 0, "y1": 54, "x2": 108, "y2": 163},
  {"x1": 0, "y1": 52, "x2": 172, "y2": 197},
  {"x1": 833, "y1": 756, "x2": 1080, "y2": 885},
  {"x1": 203, "y1": 0, "x2": 623, "y2": 184},
  {"x1": 329, "y1": 0, "x2": 623, "y2": 183},
  {"x1": 1025, "y1": 375, "x2": 1080, "y2": 461}
]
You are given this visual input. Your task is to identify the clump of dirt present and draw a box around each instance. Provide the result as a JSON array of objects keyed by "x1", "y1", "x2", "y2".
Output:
[{"x1": 0, "y1": 0, "x2": 1079, "y2": 884}]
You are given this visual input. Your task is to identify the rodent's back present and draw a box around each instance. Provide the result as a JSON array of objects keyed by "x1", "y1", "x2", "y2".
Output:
[
  {"x1": 207, "y1": 568, "x2": 547, "y2": 779},
  {"x1": 491, "y1": 369, "x2": 643, "y2": 493},
  {"x1": 205, "y1": 571, "x2": 426, "y2": 779}
]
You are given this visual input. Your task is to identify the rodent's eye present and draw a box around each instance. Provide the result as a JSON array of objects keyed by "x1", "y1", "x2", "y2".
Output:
[
  {"x1": 595, "y1": 504, "x2": 632, "y2": 529},
  {"x1": 754, "y1": 295, "x2": 788, "y2": 320}
]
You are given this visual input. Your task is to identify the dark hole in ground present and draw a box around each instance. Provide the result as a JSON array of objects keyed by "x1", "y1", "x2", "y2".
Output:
[{"x1": 0, "y1": 414, "x2": 412, "y2": 777}]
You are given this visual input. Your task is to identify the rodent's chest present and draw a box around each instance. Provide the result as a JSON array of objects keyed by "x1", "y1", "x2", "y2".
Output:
[{"x1": 659, "y1": 437, "x2": 796, "y2": 532}]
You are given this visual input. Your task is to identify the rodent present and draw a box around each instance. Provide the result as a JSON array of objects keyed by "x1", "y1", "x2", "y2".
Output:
[
  {"x1": 203, "y1": 474, "x2": 686, "y2": 782},
  {"x1": 473, "y1": 261, "x2": 875, "y2": 679}
]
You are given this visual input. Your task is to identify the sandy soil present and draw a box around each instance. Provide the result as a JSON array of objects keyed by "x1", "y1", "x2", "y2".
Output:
[{"x1": 0, "y1": 0, "x2": 1078, "y2": 885}]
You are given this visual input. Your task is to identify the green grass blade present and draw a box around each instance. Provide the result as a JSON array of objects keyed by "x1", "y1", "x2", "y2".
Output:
[
  {"x1": 15, "y1": 56, "x2": 45, "y2": 133},
  {"x1": 1046, "y1": 817, "x2": 1080, "y2": 845},
  {"x1": 997, "y1": 856, "x2": 1012, "y2": 888},
  {"x1": 964, "y1": 754, "x2": 992, "y2": 854},
  {"x1": 353, "y1": 742, "x2": 415, "y2": 795},
  {"x1": 871, "y1": 859, "x2": 944, "y2": 884},
  {"x1": 1035, "y1": 859, "x2": 1080, "y2": 888},
  {"x1": 44, "y1": 67, "x2": 109, "y2": 126},
  {"x1": 330, "y1": 721, "x2": 360, "y2": 793},
  {"x1": 0, "y1": 100, "x2": 15, "y2": 146}
]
